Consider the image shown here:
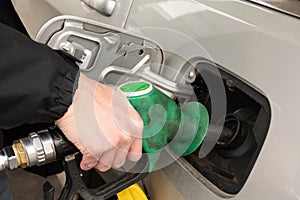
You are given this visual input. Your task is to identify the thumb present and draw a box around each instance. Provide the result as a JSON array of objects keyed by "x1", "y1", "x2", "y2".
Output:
[{"x1": 128, "y1": 104, "x2": 144, "y2": 129}]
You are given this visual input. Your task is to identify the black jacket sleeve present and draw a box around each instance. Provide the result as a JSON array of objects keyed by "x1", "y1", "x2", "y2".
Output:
[{"x1": 0, "y1": 23, "x2": 80, "y2": 129}]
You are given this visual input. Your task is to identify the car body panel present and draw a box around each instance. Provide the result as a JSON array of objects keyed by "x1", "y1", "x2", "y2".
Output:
[
  {"x1": 125, "y1": 1, "x2": 300, "y2": 199},
  {"x1": 11, "y1": 0, "x2": 133, "y2": 37}
]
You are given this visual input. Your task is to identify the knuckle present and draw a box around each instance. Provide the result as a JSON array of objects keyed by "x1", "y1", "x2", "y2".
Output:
[
  {"x1": 109, "y1": 132, "x2": 132, "y2": 148},
  {"x1": 110, "y1": 139, "x2": 120, "y2": 147},
  {"x1": 118, "y1": 134, "x2": 131, "y2": 145},
  {"x1": 121, "y1": 135, "x2": 131, "y2": 144}
]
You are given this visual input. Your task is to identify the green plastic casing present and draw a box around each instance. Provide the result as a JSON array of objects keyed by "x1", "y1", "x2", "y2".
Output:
[{"x1": 120, "y1": 81, "x2": 209, "y2": 172}]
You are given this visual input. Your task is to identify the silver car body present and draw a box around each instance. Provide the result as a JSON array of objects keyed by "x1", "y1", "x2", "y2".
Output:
[{"x1": 12, "y1": 0, "x2": 300, "y2": 199}]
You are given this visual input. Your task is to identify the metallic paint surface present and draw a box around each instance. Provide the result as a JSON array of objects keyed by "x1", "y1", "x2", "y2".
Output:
[
  {"x1": 12, "y1": 0, "x2": 133, "y2": 38},
  {"x1": 125, "y1": 0, "x2": 300, "y2": 199}
]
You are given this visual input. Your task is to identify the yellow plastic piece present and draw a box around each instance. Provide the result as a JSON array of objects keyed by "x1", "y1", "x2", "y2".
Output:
[{"x1": 117, "y1": 184, "x2": 148, "y2": 200}]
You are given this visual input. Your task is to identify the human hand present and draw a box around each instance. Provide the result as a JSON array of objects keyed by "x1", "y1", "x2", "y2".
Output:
[{"x1": 55, "y1": 73, "x2": 143, "y2": 172}]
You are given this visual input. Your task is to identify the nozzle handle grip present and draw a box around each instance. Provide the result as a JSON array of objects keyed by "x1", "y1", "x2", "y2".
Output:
[{"x1": 47, "y1": 126, "x2": 78, "y2": 159}]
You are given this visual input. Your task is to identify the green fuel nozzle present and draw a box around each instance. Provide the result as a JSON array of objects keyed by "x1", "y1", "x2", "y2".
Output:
[{"x1": 119, "y1": 81, "x2": 209, "y2": 172}]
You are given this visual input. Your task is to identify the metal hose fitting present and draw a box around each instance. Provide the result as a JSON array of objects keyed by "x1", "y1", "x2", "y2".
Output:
[{"x1": 0, "y1": 129, "x2": 57, "y2": 171}]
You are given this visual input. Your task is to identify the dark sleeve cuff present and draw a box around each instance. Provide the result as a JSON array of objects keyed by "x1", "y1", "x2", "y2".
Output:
[
  {"x1": 41, "y1": 50, "x2": 80, "y2": 122},
  {"x1": 0, "y1": 23, "x2": 80, "y2": 128}
]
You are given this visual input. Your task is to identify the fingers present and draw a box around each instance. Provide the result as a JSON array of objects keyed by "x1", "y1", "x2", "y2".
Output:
[
  {"x1": 81, "y1": 135, "x2": 141, "y2": 172},
  {"x1": 127, "y1": 139, "x2": 142, "y2": 162},
  {"x1": 97, "y1": 137, "x2": 132, "y2": 171},
  {"x1": 95, "y1": 148, "x2": 117, "y2": 172},
  {"x1": 59, "y1": 76, "x2": 144, "y2": 172},
  {"x1": 94, "y1": 149, "x2": 128, "y2": 172},
  {"x1": 95, "y1": 149, "x2": 128, "y2": 172},
  {"x1": 80, "y1": 142, "x2": 142, "y2": 172},
  {"x1": 95, "y1": 162, "x2": 111, "y2": 172},
  {"x1": 92, "y1": 138, "x2": 141, "y2": 172},
  {"x1": 112, "y1": 147, "x2": 130, "y2": 169},
  {"x1": 80, "y1": 154, "x2": 98, "y2": 171}
]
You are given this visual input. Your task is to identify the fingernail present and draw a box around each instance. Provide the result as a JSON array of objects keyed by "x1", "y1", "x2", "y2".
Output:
[
  {"x1": 81, "y1": 161, "x2": 97, "y2": 171},
  {"x1": 80, "y1": 164, "x2": 90, "y2": 171},
  {"x1": 87, "y1": 163, "x2": 95, "y2": 168}
]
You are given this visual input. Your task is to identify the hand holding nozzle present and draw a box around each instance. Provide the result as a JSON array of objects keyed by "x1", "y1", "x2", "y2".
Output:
[
  {"x1": 0, "y1": 74, "x2": 144, "y2": 173},
  {"x1": 55, "y1": 74, "x2": 143, "y2": 172},
  {"x1": 0, "y1": 80, "x2": 210, "y2": 173}
]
